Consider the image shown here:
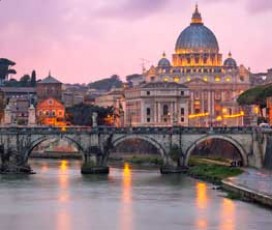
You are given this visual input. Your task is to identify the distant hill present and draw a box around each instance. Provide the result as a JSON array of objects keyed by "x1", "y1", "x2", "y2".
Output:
[{"x1": 88, "y1": 75, "x2": 123, "y2": 91}]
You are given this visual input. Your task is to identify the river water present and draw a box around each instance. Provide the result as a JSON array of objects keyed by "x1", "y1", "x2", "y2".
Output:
[{"x1": 0, "y1": 159, "x2": 271, "y2": 230}]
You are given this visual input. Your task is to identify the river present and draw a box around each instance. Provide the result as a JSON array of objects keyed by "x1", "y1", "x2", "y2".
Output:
[{"x1": 0, "y1": 159, "x2": 271, "y2": 230}]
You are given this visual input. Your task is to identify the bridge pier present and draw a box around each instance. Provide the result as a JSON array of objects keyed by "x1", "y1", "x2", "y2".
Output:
[
  {"x1": 80, "y1": 149, "x2": 109, "y2": 175},
  {"x1": 0, "y1": 149, "x2": 34, "y2": 174}
]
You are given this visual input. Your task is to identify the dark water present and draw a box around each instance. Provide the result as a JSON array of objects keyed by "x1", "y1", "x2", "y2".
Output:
[{"x1": 0, "y1": 159, "x2": 271, "y2": 230}]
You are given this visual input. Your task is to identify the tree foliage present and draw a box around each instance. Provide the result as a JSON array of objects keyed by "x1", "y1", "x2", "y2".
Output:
[
  {"x1": 30, "y1": 70, "x2": 36, "y2": 87},
  {"x1": 0, "y1": 58, "x2": 16, "y2": 84},
  {"x1": 237, "y1": 84, "x2": 272, "y2": 108},
  {"x1": 88, "y1": 75, "x2": 123, "y2": 91},
  {"x1": 66, "y1": 103, "x2": 113, "y2": 126}
]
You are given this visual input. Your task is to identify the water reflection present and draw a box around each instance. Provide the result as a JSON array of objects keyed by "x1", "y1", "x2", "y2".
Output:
[
  {"x1": 196, "y1": 182, "x2": 209, "y2": 210},
  {"x1": 120, "y1": 163, "x2": 134, "y2": 230},
  {"x1": 195, "y1": 182, "x2": 209, "y2": 229},
  {"x1": 220, "y1": 198, "x2": 236, "y2": 230},
  {"x1": 57, "y1": 160, "x2": 71, "y2": 230}
]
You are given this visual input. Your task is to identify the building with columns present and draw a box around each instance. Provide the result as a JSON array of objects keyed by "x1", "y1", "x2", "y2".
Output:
[
  {"x1": 124, "y1": 82, "x2": 189, "y2": 127},
  {"x1": 140, "y1": 5, "x2": 251, "y2": 127}
]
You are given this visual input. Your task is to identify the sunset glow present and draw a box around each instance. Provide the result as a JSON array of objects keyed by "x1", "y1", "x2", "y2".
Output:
[{"x1": 0, "y1": 0, "x2": 271, "y2": 83}]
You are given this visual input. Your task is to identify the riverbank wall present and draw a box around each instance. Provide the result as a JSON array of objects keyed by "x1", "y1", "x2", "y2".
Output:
[{"x1": 222, "y1": 179, "x2": 272, "y2": 208}]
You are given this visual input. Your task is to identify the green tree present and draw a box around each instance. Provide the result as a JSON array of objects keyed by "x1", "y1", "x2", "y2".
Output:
[
  {"x1": 19, "y1": 74, "x2": 31, "y2": 87},
  {"x1": 66, "y1": 103, "x2": 112, "y2": 126},
  {"x1": 30, "y1": 70, "x2": 36, "y2": 87},
  {"x1": 237, "y1": 84, "x2": 272, "y2": 117},
  {"x1": 0, "y1": 58, "x2": 16, "y2": 85}
]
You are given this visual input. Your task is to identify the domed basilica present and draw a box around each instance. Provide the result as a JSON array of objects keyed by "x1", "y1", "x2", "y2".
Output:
[{"x1": 142, "y1": 5, "x2": 251, "y2": 127}]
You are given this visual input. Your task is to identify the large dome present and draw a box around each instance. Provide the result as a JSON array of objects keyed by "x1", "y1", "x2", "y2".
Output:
[{"x1": 175, "y1": 6, "x2": 219, "y2": 54}]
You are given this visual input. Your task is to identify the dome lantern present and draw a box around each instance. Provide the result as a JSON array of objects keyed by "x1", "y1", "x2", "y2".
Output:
[{"x1": 191, "y1": 4, "x2": 203, "y2": 25}]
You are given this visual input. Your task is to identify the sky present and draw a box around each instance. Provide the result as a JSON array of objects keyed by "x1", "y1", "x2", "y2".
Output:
[{"x1": 0, "y1": 0, "x2": 272, "y2": 84}]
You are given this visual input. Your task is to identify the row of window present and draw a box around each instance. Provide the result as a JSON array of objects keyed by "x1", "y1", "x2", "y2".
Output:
[
  {"x1": 146, "y1": 107, "x2": 185, "y2": 116},
  {"x1": 160, "y1": 67, "x2": 223, "y2": 74},
  {"x1": 160, "y1": 76, "x2": 236, "y2": 83},
  {"x1": 38, "y1": 110, "x2": 63, "y2": 116}
]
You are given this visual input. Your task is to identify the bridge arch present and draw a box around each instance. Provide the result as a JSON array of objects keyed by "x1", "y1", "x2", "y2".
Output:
[
  {"x1": 184, "y1": 135, "x2": 248, "y2": 166},
  {"x1": 111, "y1": 135, "x2": 167, "y2": 159},
  {"x1": 23, "y1": 135, "x2": 85, "y2": 162}
]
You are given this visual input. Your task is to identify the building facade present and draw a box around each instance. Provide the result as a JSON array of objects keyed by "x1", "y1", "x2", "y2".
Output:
[
  {"x1": 36, "y1": 73, "x2": 62, "y2": 102},
  {"x1": 141, "y1": 5, "x2": 251, "y2": 127},
  {"x1": 124, "y1": 82, "x2": 189, "y2": 127},
  {"x1": 36, "y1": 97, "x2": 66, "y2": 127}
]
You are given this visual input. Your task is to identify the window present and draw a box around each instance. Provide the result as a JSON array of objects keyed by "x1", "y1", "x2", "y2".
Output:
[
  {"x1": 146, "y1": 108, "x2": 151, "y2": 116},
  {"x1": 146, "y1": 91, "x2": 150, "y2": 95},
  {"x1": 181, "y1": 117, "x2": 184, "y2": 122},
  {"x1": 163, "y1": 105, "x2": 168, "y2": 116},
  {"x1": 59, "y1": 111, "x2": 62, "y2": 116},
  {"x1": 180, "y1": 91, "x2": 184, "y2": 96},
  {"x1": 180, "y1": 108, "x2": 185, "y2": 115},
  {"x1": 215, "y1": 76, "x2": 221, "y2": 82},
  {"x1": 195, "y1": 108, "x2": 200, "y2": 114},
  {"x1": 147, "y1": 118, "x2": 151, "y2": 123}
]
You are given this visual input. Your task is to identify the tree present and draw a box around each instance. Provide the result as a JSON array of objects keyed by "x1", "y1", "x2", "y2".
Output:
[
  {"x1": 0, "y1": 58, "x2": 16, "y2": 85},
  {"x1": 30, "y1": 70, "x2": 36, "y2": 87},
  {"x1": 19, "y1": 74, "x2": 31, "y2": 87},
  {"x1": 66, "y1": 103, "x2": 112, "y2": 126},
  {"x1": 237, "y1": 84, "x2": 272, "y2": 117}
]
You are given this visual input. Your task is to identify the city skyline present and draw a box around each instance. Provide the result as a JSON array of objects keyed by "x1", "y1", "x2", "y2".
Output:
[{"x1": 0, "y1": 0, "x2": 272, "y2": 83}]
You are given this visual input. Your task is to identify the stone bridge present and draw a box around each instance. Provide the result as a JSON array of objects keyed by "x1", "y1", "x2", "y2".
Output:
[{"x1": 0, "y1": 126, "x2": 270, "y2": 174}]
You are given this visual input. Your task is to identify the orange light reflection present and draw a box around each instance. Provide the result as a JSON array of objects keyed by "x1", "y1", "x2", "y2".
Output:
[
  {"x1": 59, "y1": 160, "x2": 69, "y2": 203},
  {"x1": 120, "y1": 163, "x2": 133, "y2": 230},
  {"x1": 195, "y1": 182, "x2": 209, "y2": 229},
  {"x1": 220, "y1": 198, "x2": 236, "y2": 230},
  {"x1": 57, "y1": 160, "x2": 71, "y2": 230},
  {"x1": 196, "y1": 182, "x2": 208, "y2": 210}
]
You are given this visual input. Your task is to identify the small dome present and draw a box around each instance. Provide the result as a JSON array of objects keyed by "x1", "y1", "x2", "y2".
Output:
[
  {"x1": 158, "y1": 53, "x2": 171, "y2": 68},
  {"x1": 224, "y1": 52, "x2": 237, "y2": 69},
  {"x1": 175, "y1": 5, "x2": 219, "y2": 54}
]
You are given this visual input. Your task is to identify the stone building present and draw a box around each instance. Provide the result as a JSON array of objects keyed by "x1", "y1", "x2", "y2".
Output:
[
  {"x1": 94, "y1": 88, "x2": 125, "y2": 127},
  {"x1": 124, "y1": 82, "x2": 189, "y2": 127},
  {"x1": 36, "y1": 73, "x2": 62, "y2": 102},
  {"x1": 0, "y1": 87, "x2": 36, "y2": 125},
  {"x1": 36, "y1": 97, "x2": 66, "y2": 127},
  {"x1": 141, "y1": 5, "x2": 251, "y2": 127}
]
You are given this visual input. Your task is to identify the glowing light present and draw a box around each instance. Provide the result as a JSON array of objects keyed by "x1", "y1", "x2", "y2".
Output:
[
  {"x1": 222, "y1": 108, "x2": 228, "y2": 114},
  {"x1": 223, "y1": 111, "x2": 244, "y2": 118},
  {"x1": 174, "y1": 77, "x2": 180, "y2": 83},
  {"x1": 254, "y1": 106, "x2": 259, "y2": 114},
  {"x1": 219, "y1": 198, "x2": 236, "y2": 230},
  {"x1": 216, "y1": 116, "x2": 222, "y2": 121},
  {"x1": 215, "y1": 76, "x2": 221, "y2": 82},
  {"x1": 196, "y1": 182, "x2": 208, "y2": 209},
  {"x1": 203, "y1": 77, "x2": 208, "y2": 82},
  {"x1": 189, "y1": 112, "x2": 209, "y2": 118},
  {"x1": 120, "y1": 163, "x2": 133, "y2": 230},
  {"x1": 187, "y1": 77, "x2": 191, "y2": 81},
  {"x1": 58, "y1": 160, "x2": 70, "y2": 203}
]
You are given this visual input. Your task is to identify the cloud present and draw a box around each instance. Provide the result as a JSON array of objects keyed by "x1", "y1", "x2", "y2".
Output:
[
  {"x1": 96, "y1": 0, "x2": 169, "y2": 20},
  {"x1": 246, "y1": 0, "x2": 272, "y2": 13}
]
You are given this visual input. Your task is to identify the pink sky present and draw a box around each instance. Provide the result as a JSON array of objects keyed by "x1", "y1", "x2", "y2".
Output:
[{"x1": 0, "y1": 0, "x2": 272, "y2": 83}]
